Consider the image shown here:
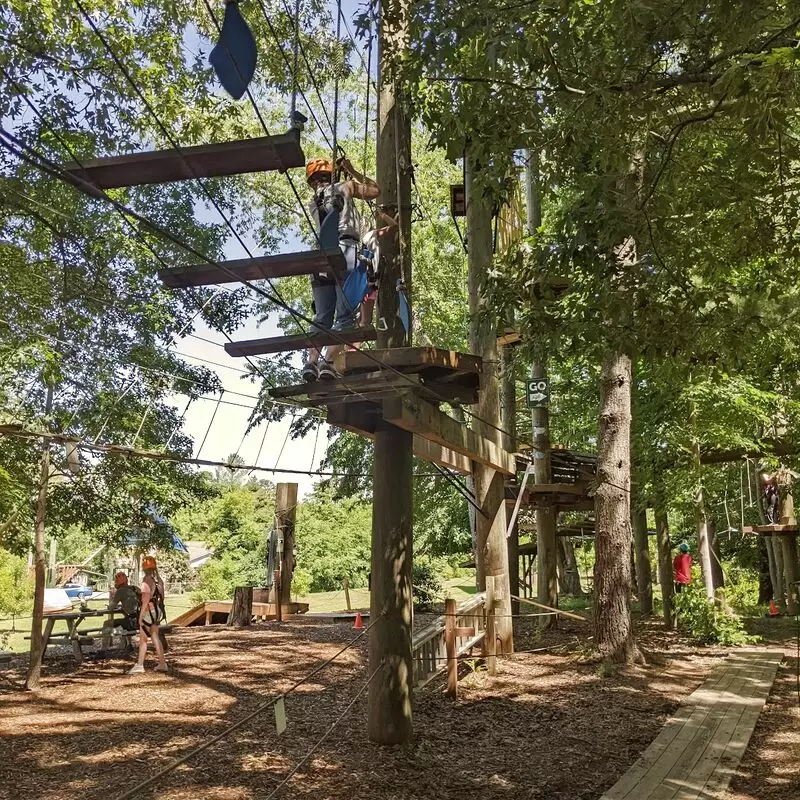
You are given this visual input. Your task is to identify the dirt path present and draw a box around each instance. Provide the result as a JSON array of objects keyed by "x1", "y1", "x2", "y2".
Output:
[{"x1": 0, "y1": 617, "x2": 788, "y2": 800}]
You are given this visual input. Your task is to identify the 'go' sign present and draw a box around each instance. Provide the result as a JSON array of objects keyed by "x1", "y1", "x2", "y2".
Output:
[{"x1": 525, "y1": 379, "x2": 549, "y2": 409}]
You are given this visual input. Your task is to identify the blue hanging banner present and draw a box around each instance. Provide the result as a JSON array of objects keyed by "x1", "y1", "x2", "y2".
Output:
[
  {"x1": 397, "y1": 280, "x2": 410, "y2": 333},
  {"x1": 210, "y1": 1, "x2": 257, "y2": 100}
]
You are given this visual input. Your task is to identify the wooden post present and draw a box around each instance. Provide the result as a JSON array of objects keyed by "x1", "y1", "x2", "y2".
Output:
[
  {"x1": 690, "y1": 419, "x2": 715, "y2": 600},
  {"x1": 25, "y1": 382, "x2": 53, "y2": 691},
  {"x1": 274, "y1": 570, "x2": 283, "y2": 622},
  {"x1": 485, "y1": 575, "x2": 497, "y2": 676},
  {"x1": 228, "y1": 586, "x2": 253, "y2": 626},
  {"x1": 780, "y1": 537, "x2": 799, "y2": 615},
  {"x1": 631, "y1": 506, "x2": 653, "y2": 614},
  {"x1": 444, "y1": 597, "x2": 457, "y2": 698},
  {"x1": 275, "y1": 482, "x2": 298, "y2": 605},
  {"x1": 343, "y1": 578, "x2": 352, "y2": 611},
  {"x1": 204, "y1": 609, "x2": 213, "y2": 625},
  {"x1": 466, "y1": 152, "x2": 513, "y2": 655},
  {"x1": 773, "y1": 534, "x2": 786, "y2": 609},
  {"x1": 368, "y1": 0, "x2": 414, "y2": 745}
]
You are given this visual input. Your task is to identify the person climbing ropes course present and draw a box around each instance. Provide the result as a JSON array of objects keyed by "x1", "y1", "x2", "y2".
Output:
[{"x1": 302, "y1": 155, "x2": 380, "y2": 381}]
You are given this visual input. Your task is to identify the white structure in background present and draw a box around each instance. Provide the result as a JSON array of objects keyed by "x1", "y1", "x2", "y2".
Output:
[{"x1": 186, "y1": 541, "x2": 214, "y2": 571}]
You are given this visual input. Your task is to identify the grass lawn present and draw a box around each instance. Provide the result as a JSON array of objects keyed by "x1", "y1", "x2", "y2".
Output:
[{"x1": 1, "y1": 579, "x2": 478, "y2": 653}]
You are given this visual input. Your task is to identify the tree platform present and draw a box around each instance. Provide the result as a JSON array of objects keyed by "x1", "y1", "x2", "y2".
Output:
[
  {"x1": 63, "y1": 129, "x2": 305, "y2": 190},
  {"x1": 505, "y1": 481, "x2": 594, "y2": 511},
  {"x1": 158, "y1": 248, "x2": 346, "y2": 288},
  {"x1": 224, "y1": 328, "x2": 377, "y2": 357},
  {"x1": 742, "y1": 524, "x2": 799, "y2": 535},
  {"x1": 600, "y1": 650, "x2": 782, "y2": 800}
]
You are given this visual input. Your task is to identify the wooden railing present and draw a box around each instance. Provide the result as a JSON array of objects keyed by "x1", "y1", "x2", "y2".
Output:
[{"x1": 411, "y1": 593, "x2": 486, "y2": 688}]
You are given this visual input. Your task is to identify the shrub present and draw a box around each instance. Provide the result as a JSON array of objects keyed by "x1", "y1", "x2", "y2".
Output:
[
  {"x1": 291, "y1": 567, "x2": 312, "y2": 598},
  {"x1": 0, "y1": 549, "x2": 33, "y2": 618},
  {"x1": 719, "y1": 562, "x2": 761, "y2": 616},
  {"x1": 412, "y1": 562, "x2": 442, "y2": 610},
  {"x1": 673, "y1": 572, "x2": 758, "y2": 646}
]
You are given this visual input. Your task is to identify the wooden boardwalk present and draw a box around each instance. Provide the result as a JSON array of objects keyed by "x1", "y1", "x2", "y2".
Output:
[{"x1": 601, "y1": 649, "x2": 783, "y2": 800}]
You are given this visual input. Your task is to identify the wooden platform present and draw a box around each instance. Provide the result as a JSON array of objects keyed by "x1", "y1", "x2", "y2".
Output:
[
  {"x1": 225, "y1": 328, "x2": 377, "y2": 357},
  {"x1": 159, "y1": 249, "x2": 346, "y2": 288},
  {"x1": 171, "y1": 600, "x2": 309, "y2": 626},
  {"x1": 601, "y1": 650, "x2": 782, "y2": 800},
  {"x1": 505, "y1": 481, "x2": 594, "y2": 511},
  {"x1": 64, "y1": 129, "x2": 305, "y2": 190},
  {"x1": 742, "y1": 524, "x2": 799, "y2": 535},
  {"x1": 271, "y1": 370, "x2": 479, "y2": 407},
  {"x1": 333, "y1": 346, "x2": 482, "y2": 385}
]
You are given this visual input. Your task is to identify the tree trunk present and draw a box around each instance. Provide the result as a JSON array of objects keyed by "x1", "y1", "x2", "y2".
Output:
[
  {"x1": 761, "y1": 535, "x2": 776, "y2": 604},
  {"x1": 653, "y1": 489, "x2": 674, "y2": 629},
  {"x1": 594, "y1": 351, "x2": 642, "y2": 663},
  {"x1": 557, "y1": 538, "x2": 584, "y2": 596},
  {"x1": 228, "y1": 587, "x2": 253, "y2": 626},
  {"x1": 772, "y1": 534, "x2": 786, "y2": 610},
  {"x1": 631, "y1": 507, "x2": 653, "y2": 615},
  {"x1": 690, "y1": 427, "x2": 715, "y2": 600},
  {"x1": 466, "y1": 152, "x2": 512, "y2": 655},
  {"x1": 368, "y1": 0, "x2": 414, "y2": 744},
  {"x1": 708, "y1": 518, "x2": 724, "y2": 590},
  {"x1": 25, "y1": 443, "x2": 50, "y2": 690}
]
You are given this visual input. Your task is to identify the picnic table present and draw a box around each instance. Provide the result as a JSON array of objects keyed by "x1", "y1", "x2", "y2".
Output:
[{"x1": 34, "y1": 609, "x2": 113, "y2": 663}]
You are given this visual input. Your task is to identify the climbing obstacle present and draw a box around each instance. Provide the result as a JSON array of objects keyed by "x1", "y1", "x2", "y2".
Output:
[
  {"x1": 63, "y1": 129, "x2": 305, "y2": 190},
  {"x1": 158, "y1": 248, "x2": 347, "y2": 288}
]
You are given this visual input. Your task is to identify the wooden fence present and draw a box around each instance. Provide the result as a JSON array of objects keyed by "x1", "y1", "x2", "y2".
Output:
[{"x1": 411, "y1": 593, "x2": 486, "y2": 689}]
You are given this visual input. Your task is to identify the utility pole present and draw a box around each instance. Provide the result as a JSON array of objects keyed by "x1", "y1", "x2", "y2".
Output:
[
  {"x1": 466, "y1": 152, "x2": 513, "y2": 655},
  {"x1": 369, "y1": 0, "x2": 413, "y2": 744},
  {"x1": 524, "y1": 151, "x2": 558, "y2": 624}
]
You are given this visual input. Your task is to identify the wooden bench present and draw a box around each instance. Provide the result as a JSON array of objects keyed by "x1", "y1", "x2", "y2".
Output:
[{"x1": 83, "y1": 623, "x2": 175, "y2": 653}]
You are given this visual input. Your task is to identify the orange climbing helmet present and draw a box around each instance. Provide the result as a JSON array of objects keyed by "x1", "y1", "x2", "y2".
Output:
[
  {"x1": 306, "y1": 157, "x2": 333, "y2": 185},
  {"x1": 142, "y1": 555, "x2": 157, "y2": 571}
]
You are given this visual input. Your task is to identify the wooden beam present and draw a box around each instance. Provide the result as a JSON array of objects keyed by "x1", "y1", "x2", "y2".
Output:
[
  {"x1": 224, "y1": 328, "x2": 376, "y2": 357},
  {"x1": 270, "y1": 371, "x2": 478, "y2": 406},
  {"x1": 382, "y1": 394, "x2": 516, "y2": 475},
  {"x1": 158, "y1": 249, "x2": 346, "y2": 288},
  {"x1": 336, "y1": 346, "x2": 482, "y2": 376},
  {"x1": 63, "y1": 129, "x2": 305, "y2": 190},
  {"x1": 326, "y1": 403, "x2": 472, "y2": 473},
  {"x1": 742, "y1": 524, "x2": 800, "y2": 535}
]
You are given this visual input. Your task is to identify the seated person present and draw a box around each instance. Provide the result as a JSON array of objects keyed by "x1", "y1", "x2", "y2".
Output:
[{"x1": 106, "y1": 571, "x2": 141, "y2": 631}]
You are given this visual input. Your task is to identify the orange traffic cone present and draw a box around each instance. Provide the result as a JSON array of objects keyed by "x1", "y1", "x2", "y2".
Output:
[
  {"x1": 353, "y1": 611, "x2": 364, "y2": 630},
  {"x1": 769, "y1": 599, "x2": 780, "y2": 617}
]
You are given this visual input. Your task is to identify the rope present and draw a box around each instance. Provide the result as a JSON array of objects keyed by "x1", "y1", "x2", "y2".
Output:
[
  {"x1": 331, "y1": 0, "x2": 342, "y2": 167},
  {"x1": 262, "y1": 662, "x2": 384, "y2": 800},
  {"x1": 195, "y1": 390, "x2": 224, "y2": 459},
  {"x1": 288, "y1": 0, "x2": 301, "y2": 125},
  {"x1": 114, "y1": 617, "x2": 383, "y2": 800}
]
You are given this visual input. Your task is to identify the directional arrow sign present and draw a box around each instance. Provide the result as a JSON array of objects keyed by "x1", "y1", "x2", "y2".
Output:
[{"x1": 525, "y1": 379, "x2": 549, "y2": 409}]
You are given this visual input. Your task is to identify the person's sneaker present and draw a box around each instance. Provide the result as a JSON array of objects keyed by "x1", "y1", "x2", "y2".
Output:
[
  {"x1": 154, "y1": 664, "x2": 169, "y2": 673},
  {"x1": 317, "y1": 360, "x2": 341, "y2": 381},
  {"x1": 127, "y1": 664, "x2": 145, "y2": 674},
  {"x1": 301, "y1": 361, "x2": 318, "y2": 382}
]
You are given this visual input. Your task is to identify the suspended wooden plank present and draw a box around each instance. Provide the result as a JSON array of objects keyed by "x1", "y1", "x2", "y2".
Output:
[
  {"x1": 224, "y1": 327, "x2": 377, "y2": 357},
  {"x1": 63, "y1": 129, "x2": 305, "y2": 190},
  {"x1": 382, "y1": 394, "x2": 516, "y2": 475},
  {"x1": 742, "y1": 524, "x2": 799, "y2": 535},
  {"x1": 326, "y1": 402, "x2": 472, "y2": 474},
  {"x1": 159, "y1": 249, "x2": 346, "y2": 288},
  {"x1": 337, "y1": 346, "x2": 482, "y2": 376}
]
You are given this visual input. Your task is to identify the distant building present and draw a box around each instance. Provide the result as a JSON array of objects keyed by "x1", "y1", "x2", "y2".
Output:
[{"x1": 185, "y1": 541, "x2": 214, "y2": 570}]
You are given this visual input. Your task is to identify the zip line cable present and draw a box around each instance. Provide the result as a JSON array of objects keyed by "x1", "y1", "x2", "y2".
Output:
[{"x1": 113, "y1": 618, "x2": 382, "y2": 800}]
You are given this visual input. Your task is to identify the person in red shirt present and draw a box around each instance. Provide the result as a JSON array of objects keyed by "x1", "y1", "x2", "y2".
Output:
[{"x1": 673, "y1": 543, "x2": 692, "y2": 592}]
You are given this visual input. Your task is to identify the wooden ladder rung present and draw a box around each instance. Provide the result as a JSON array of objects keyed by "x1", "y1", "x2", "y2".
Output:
[
  {"x1": 158, "y1": 249, "x2": 346, "y2": 288},
  {"x1": 224, "y1": 327, "x2": 377, "y2": 357},
  {"x1": 63, "y1": 129, "x2": 305, "y2": 190}
]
